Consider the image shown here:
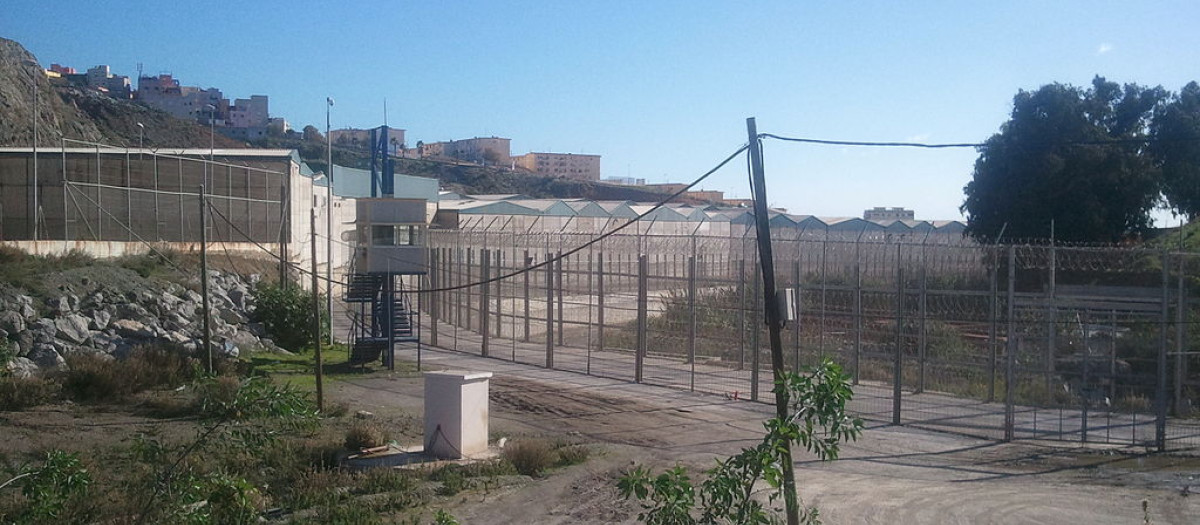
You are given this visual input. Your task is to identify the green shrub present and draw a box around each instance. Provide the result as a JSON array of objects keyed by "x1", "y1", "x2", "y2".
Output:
[
  {"x1": 502, "y1": 439, "x2": 556, "y2": 477},
  {"x1": 0, "y1": 376, "x2": 59, "y2": 411},
  {"x1": 252, "y1": 282, "x2": 329, "y2": 352}
]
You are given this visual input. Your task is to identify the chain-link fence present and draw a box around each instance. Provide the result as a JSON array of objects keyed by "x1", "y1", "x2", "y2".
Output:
[{"x1": 421, "y1": 229, "x2": 1200, "y2": 452}]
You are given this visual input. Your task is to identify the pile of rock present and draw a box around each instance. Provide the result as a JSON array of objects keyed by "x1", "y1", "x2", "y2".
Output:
[{"x1": 1, "y1": 271, "x2": 285, "y2": 377}]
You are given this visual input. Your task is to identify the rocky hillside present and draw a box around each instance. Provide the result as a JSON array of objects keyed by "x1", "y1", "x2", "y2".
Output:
[
  {"x1": 0, "y1": 37, "x2": 244, "y2": 149},
  {"x1": 0, "y1": 254, "x2": 283, "y2": 377}
]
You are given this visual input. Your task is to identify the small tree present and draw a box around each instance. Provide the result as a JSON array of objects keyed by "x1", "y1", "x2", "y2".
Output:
[{"x1": 619, "y1": 359, "x2": 862, "y2": 524}]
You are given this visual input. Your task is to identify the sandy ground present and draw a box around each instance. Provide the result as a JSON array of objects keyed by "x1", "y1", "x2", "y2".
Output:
[{"x1": 326, "y1": 346, "x2": 1200, "y2": 525}]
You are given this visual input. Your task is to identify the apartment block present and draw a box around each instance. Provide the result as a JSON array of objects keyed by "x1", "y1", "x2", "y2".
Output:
[
  {"x1": 419, "y1": 137, "x2": 510, "y2": 165},
  {"x1": 513, "y1": 152, "x2": 600, "y2": 181}
]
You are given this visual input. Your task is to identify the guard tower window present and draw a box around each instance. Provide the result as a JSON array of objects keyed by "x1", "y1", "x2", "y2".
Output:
[{"x1": 370, "y1": 224, "x2": 423, "y2": 246}]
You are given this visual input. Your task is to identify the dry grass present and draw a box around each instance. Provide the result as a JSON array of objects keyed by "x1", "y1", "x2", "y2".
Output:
[
  {"x1": 344, "y1": 421, "x2": 390, "y2": 451},
  {"x1": 0, "y1": 376, "x2": 59, "y2": 411}
]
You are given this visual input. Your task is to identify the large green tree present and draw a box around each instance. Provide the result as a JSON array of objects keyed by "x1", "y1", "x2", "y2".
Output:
[
  {"x1": 1152, "y1": 82, "x2": 1200, "y2": 220},
  {"x1": 961, "y1": 77, "x2": 1167, "y2": 243}
]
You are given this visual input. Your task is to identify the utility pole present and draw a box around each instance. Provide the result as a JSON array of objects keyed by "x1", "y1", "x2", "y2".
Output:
[
  {"x1": 326, "y1": 97, "x2": 335, "y2": 345},
  {"x1": 746, "y1": 117, "x2": 800, "y2": 525},
  {"x1": 311, "y1": 209, "x2": 325, "y2": 411},
  {"x1": 199, "y1": 185, "x2": 213, "y2": 373}
]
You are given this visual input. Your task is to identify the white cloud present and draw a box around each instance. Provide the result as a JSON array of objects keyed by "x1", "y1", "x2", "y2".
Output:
[
  {"x1": 905, "y1": 133, "x2": 930, "y2": 143},
  {"x1": 1096, "y1": 43, "x2": 1114, "y2": 55}
]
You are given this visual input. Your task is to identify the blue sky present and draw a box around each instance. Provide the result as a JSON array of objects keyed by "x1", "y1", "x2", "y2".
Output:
[{"x1": 4, "y1": 1, "x2": 1198, "y2": 222}]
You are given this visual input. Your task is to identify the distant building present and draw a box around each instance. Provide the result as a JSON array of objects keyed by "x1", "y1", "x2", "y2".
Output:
[
  {"x1": 686, "y1": 190, "x2": 724, "y2": 202},
  {"x1": 644, "y1": 183, "x2": 688, "y2": 194},
  {"x1": 43, "y1": 64, "x2": 130, "y2": 98},
  {"x1": 513, "y1": 152, "x2": 600, "y2": 181},
  {"x1": 330, "y1": 127, "x2": 406, "y2": 153},
  {"x1": 137, "y1": 74, "x2": 227, "y2": 122},
  {"x1": 864, "y1": 207, "x2": 915, "y2": 221},
  {"x1": 137, "y1": 73, "x2": 274, "y2": 140},
  {"x1": 420, "y1": 137, "x2": 510, "y2": 165},
  {"x1": 603, "y1": 176, "x2": 646, "y2": 186}
]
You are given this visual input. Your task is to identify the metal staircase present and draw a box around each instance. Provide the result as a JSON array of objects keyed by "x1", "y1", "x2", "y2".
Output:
[{"x1": 344, "y1": 266, "x2": 419, "y2": 368}]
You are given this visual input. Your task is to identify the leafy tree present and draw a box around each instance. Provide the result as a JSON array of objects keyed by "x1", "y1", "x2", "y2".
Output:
[
  {"x1": 301, "y1": 125, "x2": 323, "y2": 143},
  {"x1": 961, "y1": 77, "x2": 1167, "y2": 242},
  {"x1": 1152, "y1": 82, "x2": 1200, "y2": 220},
  {"x1": 618, "y1": 360, "x2": 862, "y2": 524}
]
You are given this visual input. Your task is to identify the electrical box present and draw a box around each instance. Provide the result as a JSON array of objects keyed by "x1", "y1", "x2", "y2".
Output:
[
  {"x1": 424, "y1": 370, "x2": 492, "y2": 459},
  {"x1": 778, "y1": 288, "x2": 797, "y2": 323}
]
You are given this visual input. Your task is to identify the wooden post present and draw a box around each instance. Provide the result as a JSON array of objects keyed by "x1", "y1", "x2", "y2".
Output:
[{"x1": 199, "y1": 185, "x2": 212, "y2": 374}]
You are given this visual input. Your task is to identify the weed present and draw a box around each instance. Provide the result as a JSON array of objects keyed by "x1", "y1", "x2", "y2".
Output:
[
  {"x1": 14, "y1": 450, "x2": 91, "y2": 522},
  {"x1": 555, "y1": 444, "x2": 591, "y2": 467}
]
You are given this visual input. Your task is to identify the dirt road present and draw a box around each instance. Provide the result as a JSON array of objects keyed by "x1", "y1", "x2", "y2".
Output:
[{"x1": 329, "y1": 347, "x2": 1199, "y2": 524}]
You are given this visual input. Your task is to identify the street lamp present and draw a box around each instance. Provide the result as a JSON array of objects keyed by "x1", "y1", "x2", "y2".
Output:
[
  {"x1": 136, "y1": 122, "x2": 144, "y2": 160},
  {"x1": 21, "y1": 59, "x2": 38, "y2": 241},
  {"x1": 325, "y1": 97, "x2": 334, "y2": 344}
]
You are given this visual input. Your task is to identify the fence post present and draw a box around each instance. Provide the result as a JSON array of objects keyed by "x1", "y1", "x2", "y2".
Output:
[
  {"x1": 893, "y1": 251, "x2": 903, "y2": 426},
  {"x1": 854, "y1": 241, "x2": 862, "y2": 385},
  {"x1": 636, "y1": 254, "x2": 648, "y2": 383},
  {"x1": 430, "y1": 249, "x2": 439, "y2": 347},
  {"x1": 793, "y1": 257, "x2": 802, "y2": 370},
  {"x1": 1175, "y1": 254, "x2": 1186, "y2": 416},
  {"x1": 546, "y1": 251, "x2": 554, "y2": 369},
  {"x1": 1047, "y1": 239, "x2": 1057, "y2": 396},
  {"x1": 466, "y1": 248, "x2": 475, "y2": 333},
  {"x1": 917, "y1": 243, "x2": 928, "y2": 394},
  {"x1": 1005, "y1": 245, "x2": 1017, "y2": 441},
  {"x1": 1156, "y1": 247, "x2": 1170, "y2": 451},
  {"x1": 988, "y1": 245, "x2": 998, "y2": 402},
  {"x1": 820, "y1": 238, "x2": 828, "y2": 357},
  {"x1": 738, "y1": 258, "x2": 747, "y2": 370},
  {"x1": 556, "y1": 251, "x2": 565, "y2": 346},
  {"x1": 480, "y1": 249, "x2": 490, "y2": 357},
  {"x1": 598, "y1": 251, "x2": 606, "y2": 355},
  {"x1": 688, "y1": 253, "x2": 697, "y2": 391},
  {"x1": 752, "y1": 262, "x2": 762, "y2": 402},
  {"x1": 523, "y1": 250, "x2": 531, "y2": 342}
]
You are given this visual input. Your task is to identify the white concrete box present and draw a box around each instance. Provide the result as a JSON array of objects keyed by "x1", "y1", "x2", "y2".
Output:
[{"x1": 424, "y1": 370, "x2": 492, "y2": 459}]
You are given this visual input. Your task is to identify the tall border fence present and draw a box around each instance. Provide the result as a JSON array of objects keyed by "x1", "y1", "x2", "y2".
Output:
[
  {"x1": 421, "y1": 229, "x2": 1200, "y2": 452},
  {"x1": 0, "y1": 141, "x2": 288, "y2": 244}
]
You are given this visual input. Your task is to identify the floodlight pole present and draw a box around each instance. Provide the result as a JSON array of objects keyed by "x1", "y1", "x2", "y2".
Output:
[{"x1": 746, "y1": 117, "x2": 799, "y2": 525}]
